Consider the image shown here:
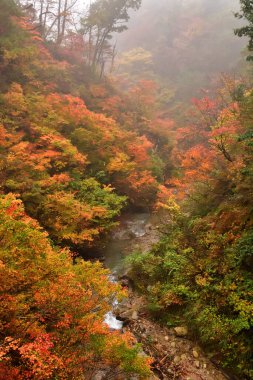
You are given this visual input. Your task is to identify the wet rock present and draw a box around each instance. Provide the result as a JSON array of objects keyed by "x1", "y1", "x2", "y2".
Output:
[
  {"x1": 116, "y1": 304, "x2": 140, "y2": 324},
  {"x1": 117, "y1": 309, "x2": 133, "y2": 322},
  {"x1": 148, "y1": 375, "x2": 160, "y2": 380},
  {"x1": 156, "y1": 344, "x2": 163, "y2": 351},
  {"x1": 145, "y1": 223, "x2": 152, "y2": 231},
  {"x1": 185, "y1": 344, "x2": 192, "y2": 351},
  {"x1": 193, "y1": 349, "x2": 199, "y2": 358},
  {"x1": 174, "y1": 355, "x2": 181, "y2": 363},
  {"x1": 112, "y1": 229, "x2": 130, "y2": 240},
  {"x1": 132, "y1": 311, "x2": 138, "y2": 320},
  {"x1": 120, "y1": 277, "x2": 130, "y2": 287},
  {"x1": 139, "y1": 349, "x2": 149, "y2": 358},
  {"x1": 93, "y1": 370, "x2": 107, "y2": 380},
  {"x1": 115, "y1": 303, "x2": 130, "y2": 316},
  {"x1": 128, "y1": 231, "x2": 137, "y2": 239},
  {"x1": 174, "y1": 326, "x2": 188, "y2": 337},
  {"x1": 186, "y1": 375, "x2": 202, "y2": 380}
]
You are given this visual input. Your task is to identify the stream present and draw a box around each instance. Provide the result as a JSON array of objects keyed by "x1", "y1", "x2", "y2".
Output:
[
  {"x1": 104, "y1": 212, "x2": 151, "y2": 274},
  {"x1": 103, "y1": 212, "x2": 160, "y2": 330},
  {"x1": 101, "y1": 214, "x2": 233, "y2": 380}
]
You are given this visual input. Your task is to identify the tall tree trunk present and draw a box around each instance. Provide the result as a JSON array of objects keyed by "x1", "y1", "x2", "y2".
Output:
[
  {"x1": 57, "y1": 0, "x2": 62, "y2": 44},
  {"x1": 58, "y1": 0, "x2": 68, "y2": 45}
]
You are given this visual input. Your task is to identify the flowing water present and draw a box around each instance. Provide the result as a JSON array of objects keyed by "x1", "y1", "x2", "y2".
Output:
[
  {"x1": 103, "y1": 212, "x2": 160, "y2": 330},
  {"x1": 103, "y1": 213, "x2": 233, "y2": 380},
  {"x1": 103, "y1": 212, "x2": 150, "y2": 274}
]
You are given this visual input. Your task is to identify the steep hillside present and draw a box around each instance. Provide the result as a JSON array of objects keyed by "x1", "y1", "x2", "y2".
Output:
[
  {"x1": 0, "y1": 1, "x2": 157, "y2": 378},
  {"x1": 1, "y1": 1, "x2": 253, "y2": 379},
  {"x1": 116, "y1": 0, "x2": 246, "y2": 100}
]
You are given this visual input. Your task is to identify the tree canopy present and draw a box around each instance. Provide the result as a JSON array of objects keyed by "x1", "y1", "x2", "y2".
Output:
[{"x1": 235, "y1": 0, "x2": 253, "y2": 60}]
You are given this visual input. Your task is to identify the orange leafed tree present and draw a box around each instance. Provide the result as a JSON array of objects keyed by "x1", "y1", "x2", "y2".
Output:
[{"x1": 0, "y1": 194, "x2": 151, "y2": 379}]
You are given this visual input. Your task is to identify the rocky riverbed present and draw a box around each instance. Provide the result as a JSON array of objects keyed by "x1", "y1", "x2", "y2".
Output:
[
  {"x1": 101, "y1": 212, "x2": 233, "y2": 380},
  {"x1": 115, "y1": 289, "x2": 229, "y2": 380}
]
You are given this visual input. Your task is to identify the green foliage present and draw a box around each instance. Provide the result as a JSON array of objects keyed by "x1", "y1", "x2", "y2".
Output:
[
  {"x1": 0, "y1": 194, "x2": 151, "y2": 379},
  {"x1": 80, "y1": 0, "x2": 142, "y2": 72},
  {"x1": 0, "y1": 2, "x2": 165, "y2": 379},
  {"x1": 84, "y1": 0, "x2": 142, "y2": 35},
  {"x1": 128, "y1": 80, "x2": 253, "y2": 378},
  {"x1": 4, "y1": 1, "x2": 253, "y2": 379},
  {"x1": 71, "y1": 178, "x2": 127, "y2": 219},
  {"x1": 129, "y1": 216, "x2": 253, "y2": 377},
  {"x1": 0, "y1": 7, "x2": 164, "y2": 247},
  {"x1": 150, "y1": 153, "x2": 166, "y2": 181},
  {"x1": 117, "y1": 47, "x2": 155, "y2": 84},
  {"x1": 235, "y1": 0, "x2": 253, "y2": 60},
  {"x1": 234, "y1": 230, "x2": 253, "y2": 266}
]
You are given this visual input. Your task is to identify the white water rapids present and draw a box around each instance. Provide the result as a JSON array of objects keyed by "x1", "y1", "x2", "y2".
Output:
[
  {"x1": 103, "y1": 213, "x2": 151, "y2": 330},
  {"x1": 104, "y1": 300, "x2": 123, "y2": 330}
]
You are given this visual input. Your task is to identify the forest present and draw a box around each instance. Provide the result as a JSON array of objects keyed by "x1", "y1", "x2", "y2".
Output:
[{"x1": 0, "y1": 0, "x2": 252, "y2": 379}]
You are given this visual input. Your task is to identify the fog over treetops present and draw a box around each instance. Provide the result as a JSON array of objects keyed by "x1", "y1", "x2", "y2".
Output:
[{"x1": 115, "y1": 0, "x2": 246, "y2": 100}]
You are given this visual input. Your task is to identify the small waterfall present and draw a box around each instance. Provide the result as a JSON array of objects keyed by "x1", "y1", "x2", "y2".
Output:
[{"x1": 104, "y1": 275, "x2": 123, "y2": 330}]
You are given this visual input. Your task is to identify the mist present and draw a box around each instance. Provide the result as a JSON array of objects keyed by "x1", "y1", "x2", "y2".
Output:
[{"x1": 115, "y1": 0, "x2": 246, "y2": 100}]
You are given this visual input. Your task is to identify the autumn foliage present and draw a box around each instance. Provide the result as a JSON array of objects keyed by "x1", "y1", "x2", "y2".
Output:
[
  {"x1": 2, "y1": 1, "x2": 253, "y2": 379},
  {"x1": 129, "y1": 77, "x2": 253, "y2": 378},
  {"x1": 0, "y1": 194, "x2": 151, "y2": 379},
  {"x1": 0, "y1": 2, "x2": 154, "y2": 378},
  {"x1": 0, "y1": 2, "x2": 166, "y2": 251}
]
